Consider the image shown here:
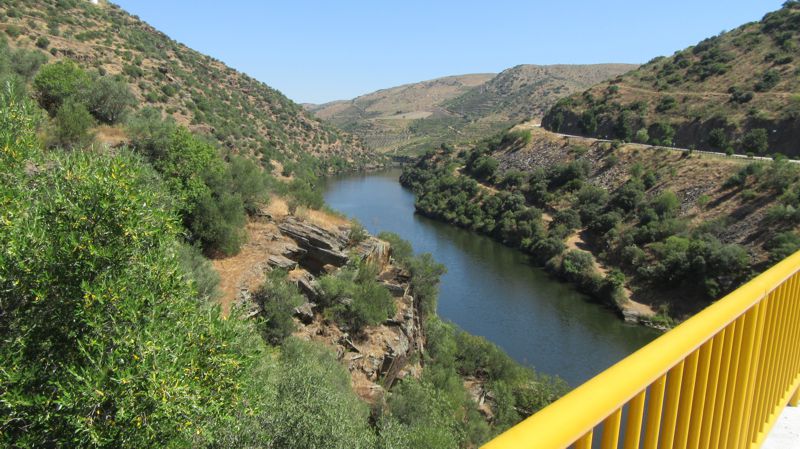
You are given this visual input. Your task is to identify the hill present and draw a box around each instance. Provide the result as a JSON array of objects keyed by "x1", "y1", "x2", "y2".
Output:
[
  {"x1": 0, "y1": 0, "x2": 374, "y2": 168},
  {"x1": 307, "y1": 73, "x2": 495, "y2": 153},
  {"x1": 401, "y1": 123, "x2": 800, "y2": 322},
  {"x1": 308, "y1": 64, "x2": 634, "y2": 154},
  {"x1": 543, "y1": 2, "x2": 800, "y2": 157},
  {"x1": 445, "y1": 64, "x2": 637, "y2": 124}
]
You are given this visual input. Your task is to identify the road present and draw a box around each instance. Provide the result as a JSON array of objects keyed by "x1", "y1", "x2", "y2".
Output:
[{"x1": 524, "y1": 123, "x2": 798, "y2": 164}]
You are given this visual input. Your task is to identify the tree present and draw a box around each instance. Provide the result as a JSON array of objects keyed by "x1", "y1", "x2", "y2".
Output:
[{"x1": 32, "y1": 59, "x2": 91, "y2": 113}]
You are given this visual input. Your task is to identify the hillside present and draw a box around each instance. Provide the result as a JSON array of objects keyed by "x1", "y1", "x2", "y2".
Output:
[
  {"x1": 401, "y1": 124, "x2": 800, "y2": 321},
  {"x1": 309, "y1": 64, "x2": 634, "y2": 154},
  {"x1": 307, "y1": 73, "x2": 495, "y2": 153},
  {"x1": 445, "y1": 64, "x2": 637, "y2": 124},
  {"x1": 543, "y1": 2, "x2": 800, "y2": 157},
  {"x1": 0, "y1": 0, "x2": 374, "y2": 168}
]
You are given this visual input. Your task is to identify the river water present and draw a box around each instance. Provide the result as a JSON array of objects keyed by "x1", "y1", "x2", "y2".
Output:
[{"x1": 323, "y1": 169, "x2": 658, "y2": 386}]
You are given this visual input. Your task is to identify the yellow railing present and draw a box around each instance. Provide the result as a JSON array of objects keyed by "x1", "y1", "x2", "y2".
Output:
[{"x1": 483, "y1": 250, "x2": 800, "y2": 449}]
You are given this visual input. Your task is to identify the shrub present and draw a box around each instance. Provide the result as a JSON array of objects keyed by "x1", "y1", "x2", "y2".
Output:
[
  {"x1": 708, "y1": 128, "x2": 729, "y2": 151},
  {"x1": 87, "y1": 76, "x2": 136, "y2": 124},
  {"x1": 741, "y1": 128, "x2": 769, "y2": 154},
  {"x1": 0, "y1": 114, "x2": 256, "y2": 447},
  {"x1": 53, "y1": 98, "x2": 95, "y2": 148},
  {"x1": 263, "y1": 339, "x2": 376, "y2": 449},
  {"x1": 318, "y1": 264, "x2": 396, "y2": 333},
  {"x1": 32, "y1": 59, "x2": 91, "y2": 113},
  {"x1": 348, "y1": 220, "x2": 368, "y2": 245},
  {"x1": 755, "y1": 69, "x2": 780, "y2": 91},
  {"x1": 252, "y1": 270, "x2": 304, "y2": 344},
  {"x1": 177, "y1": 243, "x2": 220, "y2": 301},
  {"x1": 656, "y1": 96, "x2": 677, "y2": 112},
  {"x1": 35, "y1": 36, "x2": 50, "y2": 49}
]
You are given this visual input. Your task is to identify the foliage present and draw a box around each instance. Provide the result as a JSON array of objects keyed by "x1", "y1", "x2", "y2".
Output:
[
  {"x1": 0, "y1": 96, "x2": 260, "y2": 446},
  {"x1": 33, "y1": 59, "x2": 91, "y2": 114},
  {"x1": 87, "y1": 76, "x2": 136, "y2": 124},
  {"x1": 741, "y1": 128, "x2": 769, "y2": 154},
  {"x1": 317, "y1": 263, "x2": 396, "y2": 333},
  {"x1": 53, "y1": 97, "x2": 95, "y2": 148},
  {"x1": 251, "y1": 270, "x2": 304, "y2": 345}
]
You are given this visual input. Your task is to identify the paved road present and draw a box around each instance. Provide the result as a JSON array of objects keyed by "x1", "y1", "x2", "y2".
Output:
[{"x1": 525, "y1": 123, "x2": 798, "y2": 164}]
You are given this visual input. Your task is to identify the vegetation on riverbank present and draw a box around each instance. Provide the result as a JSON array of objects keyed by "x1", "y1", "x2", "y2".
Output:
[{"x1": 401, "y1": 126, "x2": 800, "y2": 321}]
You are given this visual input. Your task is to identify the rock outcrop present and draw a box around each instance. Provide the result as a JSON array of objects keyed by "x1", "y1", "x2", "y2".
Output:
[{"x1": 278, "y1": 217, "x2": 349, "y2": 272}]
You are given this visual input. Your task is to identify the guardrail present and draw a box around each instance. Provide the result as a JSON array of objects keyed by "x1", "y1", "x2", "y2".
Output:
[{"x1": 482, "y1": 250, "x2": 800, "y2": 449}]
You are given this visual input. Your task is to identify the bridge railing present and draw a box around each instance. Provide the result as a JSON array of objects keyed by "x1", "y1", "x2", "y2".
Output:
[{"x1": 482, "y1": 250, "x2": 800, "y2": 449}]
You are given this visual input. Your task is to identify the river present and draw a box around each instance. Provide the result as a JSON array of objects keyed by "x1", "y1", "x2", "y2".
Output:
[{"x1": 322, "y1": 168, "x2": 658, "y2": 386}]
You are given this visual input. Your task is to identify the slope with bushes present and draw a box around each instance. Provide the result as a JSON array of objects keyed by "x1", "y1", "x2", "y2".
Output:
[
  {"x1": 0, "y1": 0, "x2": 376, "y2": 169},
  {"x1": 543, "y1": 2, "x2": 800, "y2": 157},
  {"x1": 402, "y1": 124, "x2": 800, "y2": 322}
]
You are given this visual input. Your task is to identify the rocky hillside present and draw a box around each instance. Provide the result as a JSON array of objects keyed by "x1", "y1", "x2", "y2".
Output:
[
  {"x1": 543, "y1": 3, "x2": 800, "y2": 157},
  {"x1": 0, "y1": 0, "x2": 374, "y2": 166},
  {"x1": 308, "y1": 65, "x2": 634, "y2": 154}
]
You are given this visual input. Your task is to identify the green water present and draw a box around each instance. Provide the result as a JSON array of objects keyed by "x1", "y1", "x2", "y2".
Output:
[{"x1": 323, "y1": 169, "x2": 658, "y2": 386}]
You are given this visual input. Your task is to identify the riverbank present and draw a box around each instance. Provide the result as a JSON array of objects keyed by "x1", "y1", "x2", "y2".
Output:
[{"x1": 323, "y1": 169, "x2": 658, "y2": 386}]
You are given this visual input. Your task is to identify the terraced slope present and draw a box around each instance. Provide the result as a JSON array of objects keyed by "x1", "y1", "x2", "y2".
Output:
[{"x1": 543, "y1": 3, "x2": 800, "y2": 157}]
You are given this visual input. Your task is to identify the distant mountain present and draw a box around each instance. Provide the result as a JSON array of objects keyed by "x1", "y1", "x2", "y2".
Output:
[
  {"x1": 308, "y1": 65, "x2": 634, "y2": 154},
  {"x1": 445, "y1": 64, "x2": 637, "y2": 123},
  {"x1": 0, "y1": 0, "x2": 372, "y2": 166},
  {"x1": 543, "y1": 3, "x2": 800, "y2": 157}
]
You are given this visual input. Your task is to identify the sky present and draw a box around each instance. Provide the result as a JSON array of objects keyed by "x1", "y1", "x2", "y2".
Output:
[{"x1": 114, "y1": 1, "x2": 785, "y2": 105}]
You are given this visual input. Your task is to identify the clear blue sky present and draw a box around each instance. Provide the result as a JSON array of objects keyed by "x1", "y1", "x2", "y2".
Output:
[{"x1": 114, "y1": 1, "x2": 784, "y2": 104}]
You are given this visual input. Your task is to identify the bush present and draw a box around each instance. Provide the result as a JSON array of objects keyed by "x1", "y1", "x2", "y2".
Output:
[
  {"x1": 53, "y1": 98, "x2": 95, "y2": 148},
  {"x1": 35, "y1": 36, "x2": 50, "y2": 49},
  {"x1": 87, "y1": 76, "x2": 136, "y2": 124},
  {"x1": 0, "y1": 113, "x2": 256, "y2": 446},
  {"x1": 263, "y1": 339, "x2": 376, "y2": 449},
  {"x1": 741, "y1": 128, "x2": 769, "y2": 154},
  {"x1": 765, "y1": 232, "x2": 800, "y2": 263},
  {"x1": 177, "y1": 243, "x2": 221, "y2": 301},
  {"x1": 32, "y1": 59, "x2": 91, "y2": 114},
  {"x1": 252, "y1": 270, "x2": 304, "y2": 344},
  {"x1": 318, "y1": 264, "x2": 396, "y2": 333},
  {"x1": 755, "y1": 69, "x2": 780, "y2": 91}
]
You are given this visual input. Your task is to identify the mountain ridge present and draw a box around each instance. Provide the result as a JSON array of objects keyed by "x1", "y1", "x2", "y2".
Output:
[{"x1": 308, "y1": 64, "x2": 635, "y2": 154}]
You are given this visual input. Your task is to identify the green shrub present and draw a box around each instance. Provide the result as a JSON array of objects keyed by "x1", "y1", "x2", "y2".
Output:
[
  {"x1": 5, "y1": 25, "x2": 21, "y2": 38},
  {"x1": 87, "y1": 76, "x2": 136, "y2": 124},
  {"x1": 35, "y1": 36, "x2": 49, "y2": 49},
  {"x1": 252, "y1": 270, "x2": 304, "y2": 344},
  {"x1": 755, "y1": 69, "x2": 780, "y2": 91},
  {"x1": 261, "y1": 339, "x2": 376, "y2": 449},
  {"x1": 33, "y1": 59, "x2": 92, "y2": 113},
  {"x1": 318, "y1": 264, "x2": 396, "y2": 333},
  {"x1": 177, "y1": 243, "x2": 220, "y2": 301},
  {"x1": 0, "y1": 113, "x2": 256, "y2": 446},
  {"x1": 53, "y1": 98, "x2": 95, "y2": 148},
  {"x1": 741, "y1": 128, "x2": 769, "y2": 154}
]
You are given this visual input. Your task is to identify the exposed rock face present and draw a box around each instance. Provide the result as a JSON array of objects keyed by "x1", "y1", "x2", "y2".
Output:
[
  {"x1": 278, "y1": 217, "x2": 349, "y2": 272},
  {"x1": 267, "y1": 254, "x2": 298, "y2": 270},
  {"x1": 239, "y1": 215, "x2": 425, "y2": 403}
]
